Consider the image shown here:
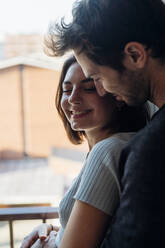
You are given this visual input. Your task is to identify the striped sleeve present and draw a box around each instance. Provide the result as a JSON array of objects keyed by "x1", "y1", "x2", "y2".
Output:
[{"x1": 74, "y1": 138, "x2": 123, "y2": 216}]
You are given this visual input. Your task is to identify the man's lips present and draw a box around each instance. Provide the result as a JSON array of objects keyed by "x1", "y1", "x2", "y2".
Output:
[{"x1": 113, "y1": 94, "x2": 123, "y2": 101}]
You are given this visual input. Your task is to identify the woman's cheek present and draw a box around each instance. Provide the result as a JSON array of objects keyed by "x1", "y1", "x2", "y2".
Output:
[{"x1": 60, "y1": 95, "x2": 69, "y2": 115}]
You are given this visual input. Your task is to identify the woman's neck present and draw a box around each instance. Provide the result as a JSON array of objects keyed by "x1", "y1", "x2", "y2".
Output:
[{"x1": 86, "y1": 129, "x2": 115, "y2": 151}]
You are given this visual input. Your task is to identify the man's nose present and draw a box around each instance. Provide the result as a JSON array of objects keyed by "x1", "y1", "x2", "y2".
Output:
[{"x1": 95, "y1": 81, "x2": 107, "y2": 96}]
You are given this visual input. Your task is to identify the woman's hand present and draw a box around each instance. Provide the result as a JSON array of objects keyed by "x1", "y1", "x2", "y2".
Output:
[
  {"x1": 43, "y1": 231, "x2": 57, "y2": 248},
  {"x1": 30, "y1": 231, "x2": 58, "y2": 248},
  {"x1": 20, "y1": 224, "x2": 59, "y2": 248}
]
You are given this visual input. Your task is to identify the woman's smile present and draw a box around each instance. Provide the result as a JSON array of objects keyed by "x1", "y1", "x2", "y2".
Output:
[
  {"x1": 61, "y1": 62, "x2": 117, "y2": 134},
  {"x1": 70, "y1": 109, "x2": 92, "y2": 119}
]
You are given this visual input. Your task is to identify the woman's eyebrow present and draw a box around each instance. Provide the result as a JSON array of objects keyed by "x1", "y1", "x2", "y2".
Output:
[
  {"x1": 62, "y1": 81, "x2": 72, "y2": 85},
  {"x1": 62, "y1": 78, "x2": 93, "y2": 85},
  {"x1": 81, "y1": 78, "x2": 93, "y2": 83}
]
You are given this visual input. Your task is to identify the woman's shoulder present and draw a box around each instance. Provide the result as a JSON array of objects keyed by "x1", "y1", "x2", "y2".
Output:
[
  {"x1": 90, "y1": 132, "x2": 136, "y2": 156},
  {"x1": 84, "y1": 132, "x2": 136, "y2": 173}
]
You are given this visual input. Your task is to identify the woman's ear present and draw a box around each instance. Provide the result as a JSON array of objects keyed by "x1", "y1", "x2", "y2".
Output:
[{"x1": 123, "y1": 42, "x2": 147, "y2": 70}]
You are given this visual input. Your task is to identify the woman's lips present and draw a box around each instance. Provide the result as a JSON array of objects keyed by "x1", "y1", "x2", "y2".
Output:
[{"x1": 71, "y1": 110, "x2": 92, "y2": 118}]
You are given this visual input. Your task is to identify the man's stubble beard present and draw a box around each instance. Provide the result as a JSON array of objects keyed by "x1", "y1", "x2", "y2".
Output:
[{"x1": 119, "y1": 69, "x2": 150, "y2": 106}]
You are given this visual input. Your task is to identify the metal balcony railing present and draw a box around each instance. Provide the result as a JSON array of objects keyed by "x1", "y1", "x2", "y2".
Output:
[{"x1": 0, "y1": 203, "x2": 59, "y2": 248}]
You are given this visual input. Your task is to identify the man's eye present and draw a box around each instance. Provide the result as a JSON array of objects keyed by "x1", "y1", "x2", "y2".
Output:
[{"x1": 94, "y1": 78, "x2": 101, "y2": 83}]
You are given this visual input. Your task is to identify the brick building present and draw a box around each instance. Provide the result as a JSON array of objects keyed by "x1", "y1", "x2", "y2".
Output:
[{"x1": 0, "y1": 56, "x2": 87, "y2": 159}]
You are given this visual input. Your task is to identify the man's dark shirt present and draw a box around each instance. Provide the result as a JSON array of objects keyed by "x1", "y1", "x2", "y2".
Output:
[{"x1": 102, "y1": 104, "x2": 165, "y2": 248}]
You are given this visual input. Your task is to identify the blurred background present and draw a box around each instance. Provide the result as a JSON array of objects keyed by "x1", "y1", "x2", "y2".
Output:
[{"x1": 0, "y1": 0, "x2": 88, "y2": 247}]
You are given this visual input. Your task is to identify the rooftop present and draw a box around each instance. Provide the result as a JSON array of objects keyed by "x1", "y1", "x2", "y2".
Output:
[{"x1": 0, "y1": 52, "x2": 72, "y2": 71}]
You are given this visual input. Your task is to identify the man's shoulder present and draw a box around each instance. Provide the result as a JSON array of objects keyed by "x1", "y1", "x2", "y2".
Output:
[
  {"x1": 104, "y1": 105, "x2": 165, "y2": 247},
  {"x1": 118, "y1": 104, "x2": 165, "y2": 178},
  {"x1": 126, "y1": 103, "x2": 165, "y2": 150}
]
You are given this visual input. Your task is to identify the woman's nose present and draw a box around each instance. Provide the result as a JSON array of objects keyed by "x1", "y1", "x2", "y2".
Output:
[{"x1": 68, "y1": 88, "x2": 81, "y2": 104}]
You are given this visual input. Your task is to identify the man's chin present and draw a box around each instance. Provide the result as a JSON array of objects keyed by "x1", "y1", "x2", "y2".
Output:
[
  {"x1": 126, "y1": 98, "x2": 147, "y2": 107},
  {"x1": 113, "y1": 93, "x2": 146, "y2": 106}
]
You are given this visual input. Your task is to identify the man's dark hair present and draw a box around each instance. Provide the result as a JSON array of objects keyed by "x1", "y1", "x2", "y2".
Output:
[{"x1": 45, "y1": 0, "x2": 165, "y2": 71}]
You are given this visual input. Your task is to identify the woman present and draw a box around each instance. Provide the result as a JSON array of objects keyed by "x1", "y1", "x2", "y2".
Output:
[{"x1": 21, "y1": 56, "x2": 149, "y2": 248}]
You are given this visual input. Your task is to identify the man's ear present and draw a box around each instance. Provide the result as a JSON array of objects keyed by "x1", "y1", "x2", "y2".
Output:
[{"x1": 123, "y1": 42, "x2": 147, "y2": 70}]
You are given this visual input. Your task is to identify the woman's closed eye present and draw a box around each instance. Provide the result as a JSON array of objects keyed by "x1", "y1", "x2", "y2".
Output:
[
  {"x1": 62, "y1": 89, "x2": 72, "y2": 94},
  {"x1": 84, "y1": 87, "x2": 96, "y2": 92},
  {"x1": 83, "y1": 80, "x2": 96, "y2": 93}
]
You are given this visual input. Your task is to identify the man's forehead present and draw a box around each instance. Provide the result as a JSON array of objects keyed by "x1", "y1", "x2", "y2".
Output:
[
  {"x1": 79, "y1": 63, "x2": 97, "y2": 78},
  {"x1": 82, "y1": 69, "x2": 94, "y2": 78},
  {"x1": 74, "y1": 49, "x2": 98, "y2": 75}
]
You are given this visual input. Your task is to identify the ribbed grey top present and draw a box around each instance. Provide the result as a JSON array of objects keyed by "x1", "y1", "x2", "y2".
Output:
[{"x1": 55, "y1": 132, "x2": 136, "y2": 247}]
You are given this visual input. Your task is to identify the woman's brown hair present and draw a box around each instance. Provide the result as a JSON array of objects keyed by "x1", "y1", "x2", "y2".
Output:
[{"x1": 55, "y1": 56, "x2": 85, "y2": 144}]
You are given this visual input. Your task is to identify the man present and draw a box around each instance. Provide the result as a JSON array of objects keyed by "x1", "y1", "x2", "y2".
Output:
[{"x1": 46, "y1": 0, "x2": 165, "y2": 246}]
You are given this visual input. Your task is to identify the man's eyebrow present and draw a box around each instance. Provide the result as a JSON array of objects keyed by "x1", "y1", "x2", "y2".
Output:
[{"x1": 81, "y1": 78, "x2": 93, "y2": 83}]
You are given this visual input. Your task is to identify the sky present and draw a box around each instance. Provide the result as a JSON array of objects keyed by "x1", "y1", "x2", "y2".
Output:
[{"x1": 0, "y1": 0, "x2": 75, "y2": 35}]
